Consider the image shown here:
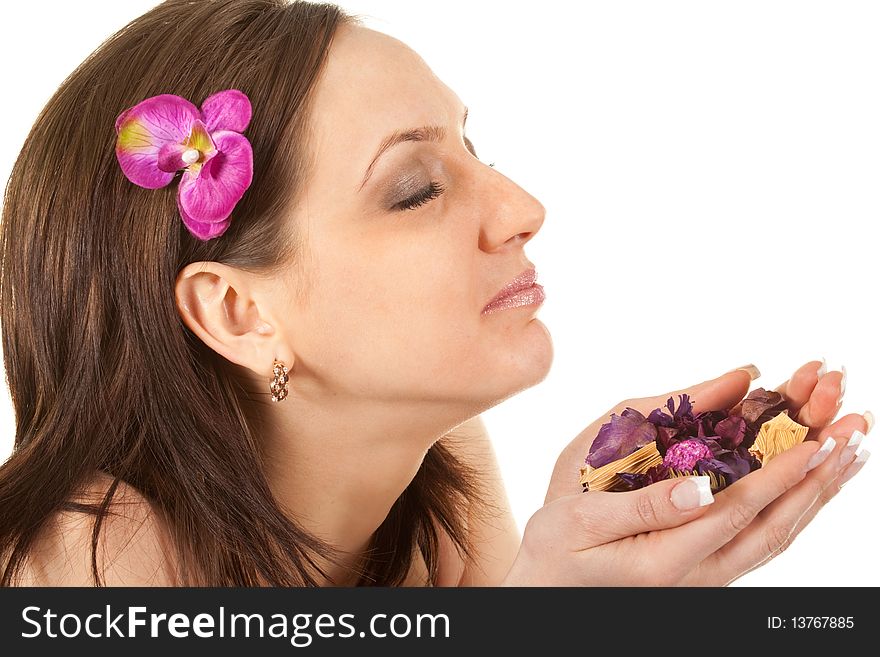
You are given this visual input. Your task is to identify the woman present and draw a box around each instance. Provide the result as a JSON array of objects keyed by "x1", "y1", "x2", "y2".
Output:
[{"x1": 0, "y1": 0, "x2": 869, "y2": 586}]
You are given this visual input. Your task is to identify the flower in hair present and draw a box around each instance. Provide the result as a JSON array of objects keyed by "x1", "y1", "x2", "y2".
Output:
[{"x1": 114, "y1": 89, "x2": 254, "y2": 241}]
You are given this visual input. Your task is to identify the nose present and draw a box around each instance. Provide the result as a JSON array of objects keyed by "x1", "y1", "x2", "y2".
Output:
[{"x1": 478, "y1": 171, "x2": 546, "y2": 253}]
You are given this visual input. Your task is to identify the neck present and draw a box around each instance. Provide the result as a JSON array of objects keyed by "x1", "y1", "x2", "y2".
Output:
[{"x1": 255, "y1": 385, "x2": 479, "y2": 586}]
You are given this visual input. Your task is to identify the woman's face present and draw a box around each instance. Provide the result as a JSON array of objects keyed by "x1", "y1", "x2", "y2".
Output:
[{"x1": 278, "y1": 24, "x2": 551, "y2": 409}]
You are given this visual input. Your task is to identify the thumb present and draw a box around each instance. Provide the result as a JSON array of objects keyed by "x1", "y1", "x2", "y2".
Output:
[{"x1": 573, "y1": 475, "x2": 716, "y2": 546}]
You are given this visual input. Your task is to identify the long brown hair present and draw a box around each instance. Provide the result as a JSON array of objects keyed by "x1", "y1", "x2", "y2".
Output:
[{"x1": 0, "y1": 0, "x2": 494, "y2": 586}]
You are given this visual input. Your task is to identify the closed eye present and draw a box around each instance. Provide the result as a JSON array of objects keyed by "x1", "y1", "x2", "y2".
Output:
[
  {"x1": 392, "y1": 134, "x2": 487, "y2": 212},
  {"x1": 393, "y1": 180, "x2": 446, "y2": 212}
]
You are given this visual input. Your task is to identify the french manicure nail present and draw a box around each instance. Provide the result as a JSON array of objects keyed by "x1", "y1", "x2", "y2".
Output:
[
  {"x1": 864, "y1": 411, "x2": 875, "y2": 434},
  {"x1": 839, "y1": 448, "x2": 870, "y2": 488},
  {"x1": 671, "y1": 475, "x2": 714, "y2": 510},
  {"x1": 734, "y1": 364, "x2": 761, "y2": 381},
  {"x1": 805, "y1": 436, "x2": 836, "y2": 471},
  {"x1": 836, "y1": 365, "x2": 847, "y2": 406},
  {"x1": 839, "y1": 430, "x2": 864, "y2": 466},
  {"x1": 816, "y1": 357, "x2": 827, "y2": 378}
]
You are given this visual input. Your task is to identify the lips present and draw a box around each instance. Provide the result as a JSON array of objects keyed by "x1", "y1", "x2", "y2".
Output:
[{"x1": 482, "y1": 267, "x2": 544, "y2": 315}]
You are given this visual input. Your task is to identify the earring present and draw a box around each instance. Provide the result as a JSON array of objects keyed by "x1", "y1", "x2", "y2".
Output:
[{"x1": 270, "y1": 358, "x2": 289, "y2": 402}]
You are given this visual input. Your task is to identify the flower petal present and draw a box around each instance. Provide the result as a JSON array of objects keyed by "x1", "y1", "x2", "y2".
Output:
[
  {"x1": 178, "y1": 199, "x2": 232, "y2": 241},
  {"x1": 200, "y1": 89, "x2": 252, "y2": 134},
  {"x1": 185, "y1": 119, "x2": 217, "y2": 156},
  {"x1": 729, "y1": 387, "x2": 786, "y2": 424},
  {"x1": 158, "y1": 142, "x2": 189, "y2": 173},
  {"x1": 714, "y1": 415, "x2": 747, "y2": 450},
  {"x1": 177, "y1": 131, "x2": 253, "y2": 224},
  {"x1": 115, "y1": 94, "x2": 200, "y2": 189},
  {"x1": 587, "y1": 407, "x2": 658, "y2": 468}
]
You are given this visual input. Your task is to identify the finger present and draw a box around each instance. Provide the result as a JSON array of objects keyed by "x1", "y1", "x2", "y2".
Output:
[
  {"x1": 783, "y1": 416, "x2": 870, "y2": 543},
  {"x1": 570, "y1": 475, "x2": 715, "y2": 547},
  {"x1": 771, "y1": 359, "x2": 844, "y2": 442},
  {"x1": 816, "y1": 412, "x2": 867, "y2": 451},
  {"x1": 659, "y1": 437, "x2": 827, "y2": 572},
  {"x1": 676, "y1": 414, "x2": 868, "y2": 586},
  {"x1": 624, "y1": 365, "x2": 759, "y2": 418},
  {"x1": 700, "y1": 420, "x2": 866, "y2": 583},
  {"x1": 791, "y1": 370, "x2": 845, "y2": 441},
  {"x1": 674, "y1": 366, "x2": 758, "y2": 415},
  {"x1": 772, "y1": 359, "x2": 825, "y2": 414}
]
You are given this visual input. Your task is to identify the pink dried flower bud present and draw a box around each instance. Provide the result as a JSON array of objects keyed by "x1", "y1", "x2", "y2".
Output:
[{"x1": 662, "y1": 439, "x2": 714, "y2": 471}]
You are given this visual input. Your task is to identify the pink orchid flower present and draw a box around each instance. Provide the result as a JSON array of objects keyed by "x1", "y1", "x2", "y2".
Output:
[{"x1": 114, "y1": 89, "x2": 254, "y2": 241}]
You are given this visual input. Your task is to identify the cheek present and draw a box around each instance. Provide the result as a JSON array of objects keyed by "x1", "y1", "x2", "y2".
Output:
[{"x1": 304, "y1": 247, "x2": 483, "y2": 379}]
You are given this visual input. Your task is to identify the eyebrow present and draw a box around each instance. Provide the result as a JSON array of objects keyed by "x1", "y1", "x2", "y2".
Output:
[{"x1": 358, "y1": 106, "x2": 469, "y2": 192}]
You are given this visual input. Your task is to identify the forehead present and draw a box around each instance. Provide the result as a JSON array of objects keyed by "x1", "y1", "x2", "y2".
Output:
[{"x1": 308, "y1": 25, "x2": 462, "y2": 169}]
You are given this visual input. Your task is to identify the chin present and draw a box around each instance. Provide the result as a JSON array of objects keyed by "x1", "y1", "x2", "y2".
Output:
[{"x1": 483, "y1": 317, "x2": 554, "y2": 404}]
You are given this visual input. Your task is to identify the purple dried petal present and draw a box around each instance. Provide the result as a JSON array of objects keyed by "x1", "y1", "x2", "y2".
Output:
[
  {"x1": 700, "y1": 436, "x2": 727, "y2": 457},
  {"x1": 654, "y1": 425, "x2": 680, "y2": 455},
  {"x1": 694, "y1": 458, "x2": 737, "y2": 485},
  {"x1": 616, "y1": 472, "x2": 650, "y2": 491},
  {"x1": 673, "y1": 393, "x2": 694, "y2": 420},
  {"x1": 652, "y1": 394, "x2": 698, "y2": 428},
  {"x1": 729, "y1": 387, "x2": 786, "y2": 424},
  {"x1": 696, "y1": 447, "x2": 761, "y2": 488},
  {"x1": 647, "y1": 406, "x2": 675, "y2": 428},
  {"x1": 616, "y1": 464, "x2": 670, "y2": 491},
  {"x1": 647, "y1": 394, "x2": 702, "y2": 454},
  {"x1": 714, "y1": 415, "x2": 747, "y2": 450},
  {"x1": 697, "y1": 410, "x2": 727, "y2": 439},
  {"x1": 587, "y1": 407, "x2": 658, "y2": 468},
  {"x1": 726, "y1": 447, "x2": 762, "y2": 479}
]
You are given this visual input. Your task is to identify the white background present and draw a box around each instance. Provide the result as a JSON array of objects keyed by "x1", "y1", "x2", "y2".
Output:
[{"x1": 1, "y1": 1, "x2": 877, "y2": 586}]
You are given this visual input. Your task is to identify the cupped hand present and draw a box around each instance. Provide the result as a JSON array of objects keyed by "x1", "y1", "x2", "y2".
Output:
[{"x1": 503, "y1": 360, "x2": 871, "y2": 586}]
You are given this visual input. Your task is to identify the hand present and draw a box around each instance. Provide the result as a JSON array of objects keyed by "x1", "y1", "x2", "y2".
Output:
[{"x1": 502, "y1": 360, "x2": 871, "y2": 586}]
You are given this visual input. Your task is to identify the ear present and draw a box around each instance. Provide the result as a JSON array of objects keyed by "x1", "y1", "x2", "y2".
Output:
[{"x1": 174, "y1": 261, "x2": 285, "y2": 377}]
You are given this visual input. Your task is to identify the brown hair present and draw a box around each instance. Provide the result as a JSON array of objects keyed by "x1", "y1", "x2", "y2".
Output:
[{"x1": 0, "y1": 0, "x2": 493, "y2": 586}]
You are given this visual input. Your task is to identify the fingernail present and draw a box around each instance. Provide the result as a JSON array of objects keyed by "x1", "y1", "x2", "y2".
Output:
[
  {"x1": 839, "y1": 448, "x2": 870, "y2": 488},
  {"x1": 805, "y1": 436, "x2": 836, "y2": 471},
  {"x1": 671, "y1": 475, "x2": 714, "y2": 510},
  {"x1": 864, "y1": 411, "x2": 874, "y2": 434},
  {"x1": 734, "y1": 364, "x2": 761, "y2": 381},
  {"x1": 836, "y1": 365, "x2": 847, "y2": 406},
  {"x1": 816, "y1": 357, "x2": 827, "y2": 378},
  {"x1": 839, "y1": 430, "x2": 864, "y2": 466}
]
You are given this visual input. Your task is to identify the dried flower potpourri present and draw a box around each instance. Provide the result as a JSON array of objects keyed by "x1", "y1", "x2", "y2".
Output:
[{"x1": 580, "y1": 388, "x2": 809, "y2": 493}]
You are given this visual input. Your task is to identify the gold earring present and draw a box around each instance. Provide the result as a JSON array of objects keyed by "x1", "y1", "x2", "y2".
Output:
[{"x1": 270, "y1": 358, "x2": 289, "y2": 402}]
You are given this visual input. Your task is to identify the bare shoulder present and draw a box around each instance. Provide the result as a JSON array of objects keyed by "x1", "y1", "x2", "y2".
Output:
[
  {"x1": 16, "y1": 472, "x2": 178, "y2": 586},
  {"x1": 436, "y1": 415, "x2": 522, "y2": 586}
]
